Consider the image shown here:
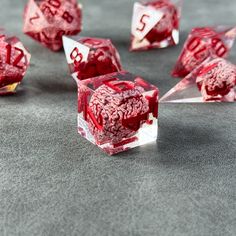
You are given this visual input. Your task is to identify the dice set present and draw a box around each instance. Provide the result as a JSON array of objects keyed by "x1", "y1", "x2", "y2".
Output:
[
  {"x1": 23, "y1": 0, "x2": 82, "y2": 51},
  {"x1": 172, "y1": 26, "x2": 236, "y2": 78},
  {"x1": 77, "y1": 71, "x2": 159, "y2": 155},
  {"x1": 1, "y1": 0, "x2": 236, "y2": 155},
  {"x1": 0, "y1": 31, "x2": 31, "y2": 95},
  {"x1": 161, "y1": 56, "x2": 236, "y2": 103},
  {"x1": 130, "y1": 0, "x2": 182, "y2": 51}
]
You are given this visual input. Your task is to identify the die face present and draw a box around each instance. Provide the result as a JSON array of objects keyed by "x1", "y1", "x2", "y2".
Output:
[
  {"x1": 161, "y1": 57, "x2": 236, "y2": 103},
  {"x1": 23, "y1": 0, "x2": 82, "y2": 51},
  {"x1": 130, "y1": 0, "x2": 182, "y2": 51},
  {"x1": 0, "y1": 33, "x2": 31, "y2": 95},
  {"x1": 172, "y1": 26, "x2": 236, "y2": 78},
  {"x1": 77, "y1": 71, "x2": 159, "y2": 155},
  {"x1": 63, "y1": 36, "x2": 122, "y2": 81}
]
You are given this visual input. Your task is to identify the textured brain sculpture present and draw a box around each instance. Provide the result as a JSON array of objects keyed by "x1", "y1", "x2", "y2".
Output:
[
  {"x1": 87, "y1": 80, "x2": 150, "y2": 145},
  {"x1": 196, "y1": 58, "x2": 236, "y2": 101}
]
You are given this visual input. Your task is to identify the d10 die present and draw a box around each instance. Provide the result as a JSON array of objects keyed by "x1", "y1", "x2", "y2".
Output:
[
  {"x1": 23, "y1": 0, "x2": 82, "y2": 51},
  {"x1": 130, "y1": 0, "x2": 182, "y2": 51},
  {"x1": 0, "y1": 31, "x2": 31, "y2": 95},
  {"x1": 172, "y1": 26, "x2": 236, "y2": 78},
  {"x1": 63, "y1": 36, "x2": 122, "y2": 81},
  {"x1": 77, "y1": 71, "x2": 159, "y2": 155}
]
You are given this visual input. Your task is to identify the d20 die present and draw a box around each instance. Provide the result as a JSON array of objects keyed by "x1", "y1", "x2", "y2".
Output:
[
  {"x1": 23, "y1": 0, "x2": 82, "y2": 51},
  {"x1": 172, "y1": 26, "x2": 236, "y2": 78},
  {"x1": 63, "y1": 36, "x2": 122, "y2": 81},
  {"x1": 0, "y1": 31, "x2": 31, "y2": 95},
  {"x1": 160, "y1": 57, "x2": 236, "y2": 103},
  {"x1": 77, "y1": 71, "x2": 159, "y2": 155},
  {"x1": 130, "y1": 0, "x2": 182, "y2": 51}
]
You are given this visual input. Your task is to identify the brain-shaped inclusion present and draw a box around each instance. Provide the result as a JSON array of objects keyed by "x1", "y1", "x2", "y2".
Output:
[{"x1": 87, "y1": 81, "x2": 149, "y2": 145}]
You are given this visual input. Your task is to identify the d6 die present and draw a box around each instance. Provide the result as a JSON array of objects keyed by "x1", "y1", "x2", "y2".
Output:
[
  {"x1": 130, "y1": 0, "x2": 182, "y2": 51},
  {"x1": 63, "y1": 36, "x2": 122, "y2": 81},
  {"x1": 0, "y1": 31, "x2": 31, "y2": 95},
  {"x1": 172, "y1": 26, "x2": 236, "y2": 78},
  {"x1": 77, "y1": 71, "x2": 159, "y2": 155},
  {"x1": 23, "y1": 0, "x2": 82, "y2": 51}
]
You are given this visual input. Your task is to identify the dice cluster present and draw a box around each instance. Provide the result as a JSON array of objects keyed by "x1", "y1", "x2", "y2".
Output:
[{"x1": 0, "y1": 0, "x2": 236, "y2": 155}]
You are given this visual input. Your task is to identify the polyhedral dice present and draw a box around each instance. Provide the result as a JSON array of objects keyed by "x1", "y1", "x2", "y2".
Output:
[
  {"x1": 130, "y1": 0, "x2": 182, "y2": 51},
  {"x1": 63, "y1": 36, "x2": 122, "y2": 81},
  {"x1": 77, "y1": 71, "x2": 159, "y2": 155},
  {"x1": 0, "y1": 31, "x2": 31, "y2": 95},
  {"x1": 172, "y1": 26, "x2": 236, "y2": 78},
  {"x1": 160, "y1": 57, "x2": 236, "y2": 103},
  {"x1": 23, "y1": 0, "x2": 82, "y2": 51}
]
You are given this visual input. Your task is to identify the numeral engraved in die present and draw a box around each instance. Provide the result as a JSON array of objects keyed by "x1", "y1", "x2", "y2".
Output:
[
  {"x1": 187, "y1": 37, "x2": 208, "y2": 59},
  {"x1": 136, "y1": 14, "x2": 150, "y2": 32},
  {"x1": 5, "y1": 45, "x2": 25, "y2": 69},
  {"x1": 70, "y1": 47, "x2": 83, "y2": 66}
]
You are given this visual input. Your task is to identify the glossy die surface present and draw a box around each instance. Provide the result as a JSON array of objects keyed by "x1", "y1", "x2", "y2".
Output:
[
  {"x1": 172, "y1": 26, "x2": 236, "y2": 78},
  {"x1": 63, "y1": 36, "x2": 122, "y2": 81},
  {"x1": 130, "y1": 0, "x2": 182, "y2": 51},
  {"x1": 160, "y1": 57, "x2": 236, "y2": 103},
  {"x1": 77, "y1": 71, "x2": 159, "y2": 155},
  {"x1": 23, "y1": 0, "x2": 82, "y2": 51},
  {"x1": 0, "y1": 32, "x2": 31, "y2": 95}
]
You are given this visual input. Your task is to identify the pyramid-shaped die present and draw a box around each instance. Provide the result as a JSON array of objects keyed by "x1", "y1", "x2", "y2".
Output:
[
  {"x1": 172, "y1": 26, "x2": 236, "y2": 78},
  {"x1": 77, "y1": 71, "x2": 159, "y2": 155},
  {"x1": 130, "y1": 0, "x2": 182, "y2": 51},
  {"x1": 0, "y1": 31, "x2": 31, "y2": 95},
  {"x1": 161, "y1": 57, "x2": 236, "y2": 103},
  {"x1": 23, "y1": 0, "x2": 82, "y2": 51},
  {"x1": 63, "y1": 36, "x2": 122, "y2": 81}
]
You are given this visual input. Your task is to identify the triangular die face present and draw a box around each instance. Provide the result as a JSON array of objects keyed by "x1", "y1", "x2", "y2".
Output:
[
  {"x1": 131, "y1": 2, "x2": 164, "y2": 41},
  {"x1": 23, "y1": 0, "x2": 48, "y2": 33},
  {"x1": 62, "y1": 36, "x2": 90, "y2": 75}
]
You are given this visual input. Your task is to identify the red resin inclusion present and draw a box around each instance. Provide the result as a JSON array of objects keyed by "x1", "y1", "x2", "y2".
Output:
[
  {"x1": 71, "y1": 38, "x2": 122, "y2": 80},
  {"x1": 145, "y1": 0, "x2": 179, "y2": 44},
  {"x1": 196, "y1": 58, "x2": 236, "y2": 102}
]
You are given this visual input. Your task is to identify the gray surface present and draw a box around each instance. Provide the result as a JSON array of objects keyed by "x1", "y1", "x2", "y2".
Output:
[{"x1": 0, "y1": 0, "x2": 236, "y2": 235}]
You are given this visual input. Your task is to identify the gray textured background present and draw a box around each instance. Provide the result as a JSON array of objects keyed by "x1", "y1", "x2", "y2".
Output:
[{"x1": 0, "y1": 0, "x2": 236, "y2": 235}]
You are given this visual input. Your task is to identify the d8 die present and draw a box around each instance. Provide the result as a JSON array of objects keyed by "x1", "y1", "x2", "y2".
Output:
[
  {"x1": 77, "y1": 71, "x2": 159, "y2": 155},
  {"x1": 0, "y1": 31, "x2": 31, "y2": 95},
  {"x1": 63, "y1": 36, "x2": 122, "y2": 81},
  {"x1": 23, "y1": 0, "x2": 82, "y2": 51},
  {"x1": 172, "y1": 26, "x2": 236, "y2": 78},
  {"x1": 130, "y1": 0, "x2": 182, "y2": 51}
]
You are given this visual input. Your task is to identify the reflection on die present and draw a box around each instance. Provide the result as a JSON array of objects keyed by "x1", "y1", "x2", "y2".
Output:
[
  {"x1": 63, "y1": 36, "x2": 122, "y2": 81},
  {"x1": 77, "y1": 71, "x2": 159, "y2": 155},
  {"x1": 172, "y1": 26, "x2": 236, "y2": 78},
  {"x1": 0, "y1": 31, "x2": 31, "y2": 95},
  {"x1": 130, "y1": 0, "x2": 182, "y2": 51},
  {"x1": 23, "y1": 0, "x2": 82, "y2": 51}
]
